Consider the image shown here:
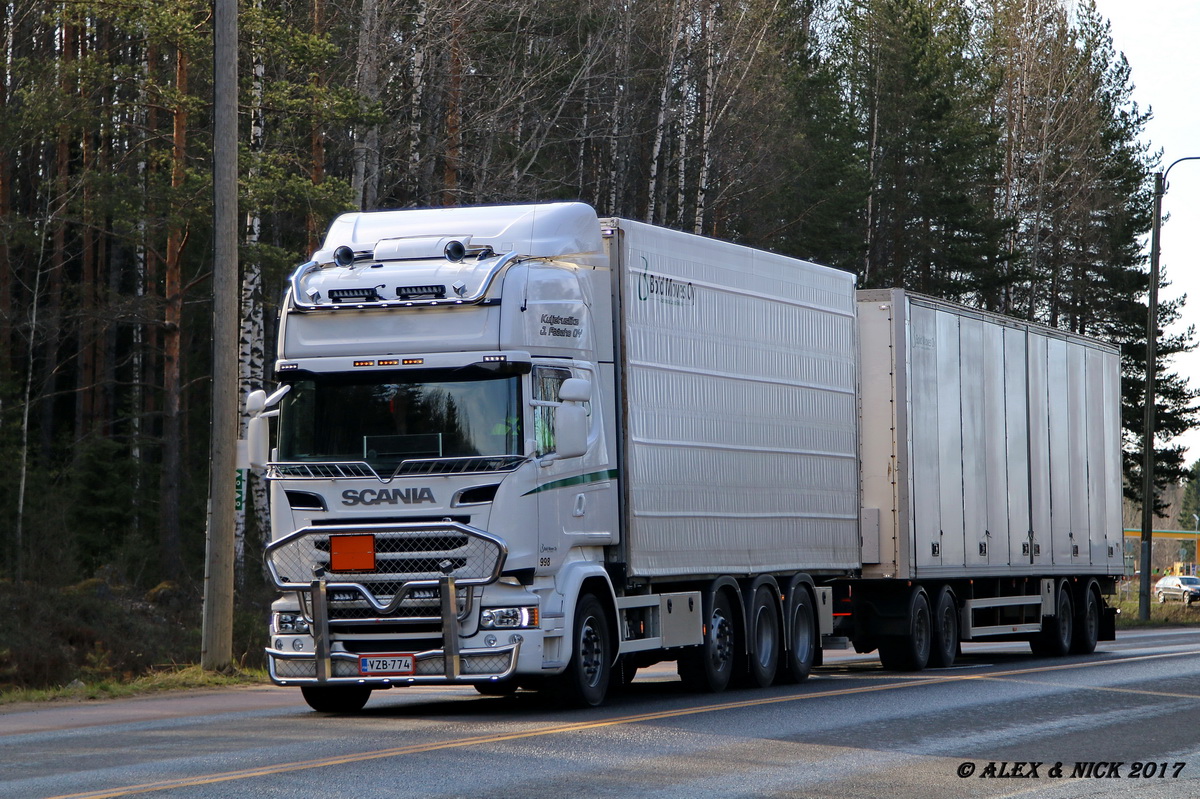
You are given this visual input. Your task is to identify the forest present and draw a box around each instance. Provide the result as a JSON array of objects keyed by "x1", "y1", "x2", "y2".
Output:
[{"x1": 1, "y1": 0, "x2": 1198, "y2": 680}]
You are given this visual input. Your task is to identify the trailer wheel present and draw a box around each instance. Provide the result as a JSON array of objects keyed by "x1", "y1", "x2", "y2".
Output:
[
  {"x1": 678, "y1": 590, "x2": 737, "y2": 692},
  {"x1": 782, "y1": 587, "x2": 817, "y2": 683},
  {"x1": 1070, "y1": 584, "x2": 1100, "y2": 655},
  {"x1": 557, "y1": 593, "x2": 612, "y2": 707},
  {"x1": 1030, "y1": 581, "x2": 1073, "y2": 657},
  {"x1": 877, "y1": 589, "x2": 931, "y2": 671},
  {"x1": 747, "y1": 585, "x2": 780, "y2": 688},
  {"x1": 300, "y1": 685, "x2": 372, "y2": 713},
  {"x1": 928, "y1": 586, "x2": 959, "y2": 668}
]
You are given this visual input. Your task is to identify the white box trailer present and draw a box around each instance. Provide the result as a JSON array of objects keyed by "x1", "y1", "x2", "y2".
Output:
[
  {"x1": 847, "y1": 289, "x2": 1121, "y2": 667},
  {"x1": 606, "y1": 217, "x2": 861, "y2": 579},
  {"x1": 249, "y1": 203, "x2": 1121, "y2": 712},
  {"x1": 857, "y1": 289, "x2": 1124, "y2": 580}
]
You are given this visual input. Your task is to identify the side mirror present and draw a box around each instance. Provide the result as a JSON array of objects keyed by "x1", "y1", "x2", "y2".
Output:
[
  {"x1": 246, "y1": 389, "x2": 267, "y2": 416},
  {"x1": 558, "y1": 377, "x2": 591, "y2": 403},
  {"x1": 247, "y1": 415, "x2": 269, "y2": 469},
  {"x1": 245, "y1": 386, "x2": 289, "y2": 469},
  {"x1": 554, "y1": 404, "x2": 588, "y2": 459}
]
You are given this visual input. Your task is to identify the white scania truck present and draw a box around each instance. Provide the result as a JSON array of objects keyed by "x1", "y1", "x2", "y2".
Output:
[{"x1": 248, "y1": 202, "x2": 1123, "y2": 712}]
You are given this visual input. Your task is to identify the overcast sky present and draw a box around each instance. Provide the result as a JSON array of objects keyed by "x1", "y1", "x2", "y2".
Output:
[{"x1": 1090, "y1": 0, "x2": 1200, "y2": 469}]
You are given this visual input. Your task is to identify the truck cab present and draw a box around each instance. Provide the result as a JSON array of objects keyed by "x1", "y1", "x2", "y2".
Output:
[{"x1": 253, "y1": 203, "x2": 621, "y2": 710}]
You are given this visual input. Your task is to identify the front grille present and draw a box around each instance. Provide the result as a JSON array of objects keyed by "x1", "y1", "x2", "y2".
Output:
[
  {"x1": 319, "y1": 588, "x2": 465, "y2": 622},
  {"x1": 267, "y1": 521, "x2": 505, "y2": 622},
  {"x1": 314, "y1": 534, "x2": 471, "y2": 556}
]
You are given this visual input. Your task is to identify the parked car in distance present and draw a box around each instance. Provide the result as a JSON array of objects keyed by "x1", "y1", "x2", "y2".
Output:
[{"x1": 1155, "y1": 575, "x2": 1200, "y2": 605}]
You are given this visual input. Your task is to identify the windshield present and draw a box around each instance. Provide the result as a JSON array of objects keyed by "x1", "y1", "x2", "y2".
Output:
[{"x1": 277, "y1": 369, "x2": 522, "y2": 470}]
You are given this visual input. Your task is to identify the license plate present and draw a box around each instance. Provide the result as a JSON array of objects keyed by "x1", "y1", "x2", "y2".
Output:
[{"x1": 359, "y1": 655, "x2": 415, "y2": 675}]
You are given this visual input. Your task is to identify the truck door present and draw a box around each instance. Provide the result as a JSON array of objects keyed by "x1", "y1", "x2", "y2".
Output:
[{"x1": 530, "y1": 364, "x2": 615, "y2": 569}]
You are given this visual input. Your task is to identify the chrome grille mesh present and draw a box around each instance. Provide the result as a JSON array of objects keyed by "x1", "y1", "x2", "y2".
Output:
[{"x1": 267, "y1": 522, "x2": 505, "y2": 621}]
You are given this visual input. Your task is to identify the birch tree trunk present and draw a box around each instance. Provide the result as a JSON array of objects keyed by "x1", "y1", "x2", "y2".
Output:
[
  {"x1": 408, "y1": 0, "x2": 428, "y2": 200},
  {"x1": 647, "y1": 0, "x2": 684, "y2": 224},
  {"x1": 237, "y1": 0, "x2": 269, "y2": 585},
  {"x1": 159, "y1": 43, "x2": 188, "y2": 582},
  {"x1": 352, "y1": 0, "x2": 381, "y2": 209},
  {"x1": 306, "y1": 0, "x2": 326, "y2": 251},
  {"x1": 692, "y1": 0, "x2": 715, "y2": 234},
  {"x1": 0, "y1": 1, "x2": 11, "y2": 379}
]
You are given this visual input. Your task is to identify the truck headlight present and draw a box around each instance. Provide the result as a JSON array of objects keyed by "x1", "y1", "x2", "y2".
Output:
[
  {"x1": 275, "y1": 613, "x2": 310, "y2": 634},
  {"x1": 480, "y1": 607, "x2": 538, "y2": 629}
]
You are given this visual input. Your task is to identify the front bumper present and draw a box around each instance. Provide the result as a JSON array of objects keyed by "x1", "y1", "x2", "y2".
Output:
[{"x1": 267, "y1": 640, "x2": 521, "y2": 685}]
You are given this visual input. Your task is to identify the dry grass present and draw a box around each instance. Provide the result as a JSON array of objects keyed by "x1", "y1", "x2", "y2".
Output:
[
  {"x1": 0, "y1": 664, "x2": 268, "y2": 706},
  {"x1": 1112, "y1": 581, "x2": 1200, "y2": 627}
]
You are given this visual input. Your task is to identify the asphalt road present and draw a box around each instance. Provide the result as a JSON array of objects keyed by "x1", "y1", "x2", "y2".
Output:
[{"x1": 5, "y1": 629, "x2": 1200, "y2": 799}]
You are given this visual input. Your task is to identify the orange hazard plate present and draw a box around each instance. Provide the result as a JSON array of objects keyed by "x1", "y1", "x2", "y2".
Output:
[{"x1": 329, "y1": 534, "x2": 376, "y2": 572}]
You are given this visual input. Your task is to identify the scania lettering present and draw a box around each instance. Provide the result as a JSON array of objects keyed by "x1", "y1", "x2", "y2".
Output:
[
  {"x1": 341, "y1": 488, "x2": 436, "y2": 506},
  {"x1": 247, "y1": 203, "x2": 1121, "y2": 713}
]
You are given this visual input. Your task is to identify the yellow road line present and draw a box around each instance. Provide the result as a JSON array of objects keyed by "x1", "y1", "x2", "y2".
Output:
[{"x1": 46, "y1": 648, "x2": 1200, "y2": 799}]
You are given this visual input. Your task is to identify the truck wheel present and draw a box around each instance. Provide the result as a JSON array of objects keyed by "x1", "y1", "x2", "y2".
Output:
[
  {"x1": 1030, "y1": 582, "x2": 1073, "y2": 657},
  {"x1": 747, "y1": 585, "x2": 780, "y2": 688},
  {"x1": 877, "y1": 589, "x2": 931, "y2": 671},
  {"x1": 678, "y1": 590, "x2": 737, "y2": 692},
  {"x1": 928, "y1": 586, "x2": 959, "y2": 668},
  {"x1": 557, "y1": 593, "x2": 612, "y2": 707},
  {"x1": 300, "y1": 685, "x2": 372, "y2": 713},
  {"x1": 782, "y1": 587, "x2": 817, "y2": 683},
  {"x1": 1070, "y1": 585, "x2": 1100, "y2": 655}
]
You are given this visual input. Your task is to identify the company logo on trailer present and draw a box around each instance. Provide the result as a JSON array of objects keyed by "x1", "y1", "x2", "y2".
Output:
[
  {"x1": 341, "y1": 487, "x2": 436, "y2": 506},
  {"x1": 637, "y1": 257, "x2": 696, "y2": 306}
]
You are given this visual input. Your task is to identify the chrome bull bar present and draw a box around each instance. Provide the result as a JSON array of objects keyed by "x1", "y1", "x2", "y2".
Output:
[{"x1": 265, "y1": 521, "x2": 507, "y2": 682}]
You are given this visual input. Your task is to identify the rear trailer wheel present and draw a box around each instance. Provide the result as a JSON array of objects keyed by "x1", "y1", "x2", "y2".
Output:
[
  {"x1": 928, "y1": 586, "x2": 959, "y2": 668},
  {"x1": 678, "y1": 590, "x2": 738, "y2": 693},
  {"x1": 877, "y1": 589, "x2": 931, "y2": 672},
  {"x1": 1030, "y1": 582, "x2": 1073, "y2": 657},
  {"x1": 747, "y1": 585, "x2": 781, "y2": 688},
  {"x1": 300, "y1": 685, "x2": 372, "y2": 713},
  {"x1": 782, "y1": 588, "x2": 818, "y2": 683},
  {"x1": 1070, "y1": 586, "x2": 1100, "y2": 655},
  {"x1": 557, "y1": 593, "x2": 612, "y2": 707}
]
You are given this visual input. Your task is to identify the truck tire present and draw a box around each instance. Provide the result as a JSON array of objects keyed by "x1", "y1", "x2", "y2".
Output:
[
  {"x1": 877, "y1": 589, "x2": 931, "y2": 671},
  {"x1": 678, "y1": 589, "x2": 738, "y2": 693},
  {"x1": 1030, "y1": 581, "x2": 1073, "y2": 657},
  {"x1": 556, "y1": 593, "x2": 612, "y2": 707},
  {"x1": 300, "y1": 685, "x2": 372, "y2": 713},
  {"x1": 782, "y1": 587, "x2": 817, "y2": 683},
  {"x1": 1070, "y1": 584, "x2": 1100, "y2": 655},
  {"x1": 928, "y1": 586, "x2": 959, "y2": 668},
  {"x1": 747, "y1": 585, "x2": 780, "y2": 688}
]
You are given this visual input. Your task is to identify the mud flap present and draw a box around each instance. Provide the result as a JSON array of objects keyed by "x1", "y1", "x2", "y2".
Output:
[{"x1": 1099, "y1": 604, "x2": 1117, "y2": 641}]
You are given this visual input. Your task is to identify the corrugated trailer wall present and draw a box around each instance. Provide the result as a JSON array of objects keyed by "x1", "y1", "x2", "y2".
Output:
[
  {"x1": 604, "y1": 219, "x2": 862, "y2": 578},
  {"x1": 858, "y1": 289, "x2": 1124, "y2": 580}
]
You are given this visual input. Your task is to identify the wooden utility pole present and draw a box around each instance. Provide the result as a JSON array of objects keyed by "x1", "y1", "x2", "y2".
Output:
[{"x1": 202, "y1": 0, "x2": 239, "y2": 670}]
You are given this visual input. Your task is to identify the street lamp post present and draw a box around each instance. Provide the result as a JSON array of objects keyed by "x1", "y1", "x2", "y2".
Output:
[{"x1": 1139, "y1": 156, "x2": 1200, "y2": 621}]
